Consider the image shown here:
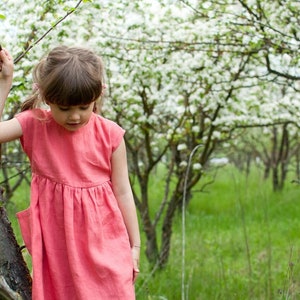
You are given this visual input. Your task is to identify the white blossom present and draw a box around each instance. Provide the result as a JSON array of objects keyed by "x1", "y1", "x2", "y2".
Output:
[
  {"x1": 192, "y1": 163, "x2": 202, "y2": 170},
  {"x1": 177, "y1": 144, "x2": 187, "y2": 151}
]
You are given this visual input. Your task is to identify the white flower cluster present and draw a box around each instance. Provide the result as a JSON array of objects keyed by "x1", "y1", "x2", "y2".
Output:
[{"x1": 1, "y1": 0, "x2": 299, "y2": 169}]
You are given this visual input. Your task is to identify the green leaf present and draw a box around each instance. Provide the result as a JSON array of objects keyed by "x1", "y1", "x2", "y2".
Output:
[{"x1": 0, "y1": 14, "x2": 6, "y2": 20}]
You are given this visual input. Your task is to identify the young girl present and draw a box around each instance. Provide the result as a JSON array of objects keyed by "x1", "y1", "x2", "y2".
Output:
[{"x1": 0, "y1": 46, "x2": 140, "y2": 299}]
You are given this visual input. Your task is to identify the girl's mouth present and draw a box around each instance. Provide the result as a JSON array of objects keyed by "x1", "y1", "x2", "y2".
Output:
[{"x1": 65, "y1": 123, "x2": 82, "y2": 130}]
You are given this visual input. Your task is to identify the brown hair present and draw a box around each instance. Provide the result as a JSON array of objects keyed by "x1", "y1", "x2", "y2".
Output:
[{"x1": 21, "y1": 46, "x2": 105, "y2": 112}]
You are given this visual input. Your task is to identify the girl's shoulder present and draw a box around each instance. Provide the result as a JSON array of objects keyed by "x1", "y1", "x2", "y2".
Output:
[
  {"x1": 16, "y1": 108, "x2": 51, "y2": 124},
  {"x1": 95, "y1": 114, "x2": 125, "y2": 133},
  {"x1": 94, "y1": 114, "x2": 125, "y2": 151},
  {"x1": 15, "y1": 109, "x2": 52, "y2": 132}
]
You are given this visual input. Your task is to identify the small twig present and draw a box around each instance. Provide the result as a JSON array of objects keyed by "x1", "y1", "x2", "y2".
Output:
[
  {"x1": 0, "y1": 167, "x2": 30, "y2": 186},
  {"x1": 14, "y1": 0, "x2": 83, "y2": 64}
]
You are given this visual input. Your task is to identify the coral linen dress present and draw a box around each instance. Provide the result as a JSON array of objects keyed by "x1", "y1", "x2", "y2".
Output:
[{"x1": 15, "y1": 109, "x2": 135, "y2": 300}]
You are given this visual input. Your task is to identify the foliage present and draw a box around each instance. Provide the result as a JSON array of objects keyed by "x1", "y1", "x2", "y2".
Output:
[{"x1": 0, "y1": 0, "x2": 299, "y2": 268}]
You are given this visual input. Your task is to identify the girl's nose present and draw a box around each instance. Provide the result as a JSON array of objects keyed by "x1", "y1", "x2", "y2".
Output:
[{"x1": 68, "y1": 110, "x2": 80, "y2": 121}]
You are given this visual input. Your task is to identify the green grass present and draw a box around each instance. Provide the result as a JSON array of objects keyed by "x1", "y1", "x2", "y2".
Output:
[
  {"x1": 4, "y1": 183, "x2": 29, "y2": 240},
  {"x1": 136, "y1": 164, "x2": 300, "y2": 299},
  {"x1": 5, "y1": 180, "x2": 32, "y2": 268},
  {"x1": 5, "y1": 165, "x2": 300, "y2": 299}
]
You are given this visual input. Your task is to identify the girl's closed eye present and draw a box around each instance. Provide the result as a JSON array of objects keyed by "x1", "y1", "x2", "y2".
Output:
[
  {"x1": 58, "y1": 106, "x2": 70, "y2": 111},
  {"x1": 79, "y1": 105, "x2": 90, "y2": 110}
]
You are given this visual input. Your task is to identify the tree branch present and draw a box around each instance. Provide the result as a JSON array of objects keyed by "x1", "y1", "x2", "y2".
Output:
[
  {"x1": 14, "y1": 0, "x2": 84, "y2": 64},
  {"x1": 265, "y1": 54, "x2": 300, "y2": 81}
]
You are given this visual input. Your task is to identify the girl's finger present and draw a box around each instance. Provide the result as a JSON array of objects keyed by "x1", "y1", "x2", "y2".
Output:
[{"x1": 133, "y1": 268, "x2": 140, "y2": 283}]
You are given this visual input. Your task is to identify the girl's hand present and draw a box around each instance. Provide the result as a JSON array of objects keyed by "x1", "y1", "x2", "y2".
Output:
[
  {"x1": 0, "y1": 47, "x2": 14, "y2": 82},
  {"x1": 131, "y1": 245, "x2": 140, "y2": 283},
  {"x1": 0, "y1": 48, "x2": 14, "y2": 106}
]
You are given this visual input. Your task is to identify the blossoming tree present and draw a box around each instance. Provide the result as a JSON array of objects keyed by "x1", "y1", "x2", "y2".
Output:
[{"x1": 0, "y1": 0, "x2": 299, "y2": 284}]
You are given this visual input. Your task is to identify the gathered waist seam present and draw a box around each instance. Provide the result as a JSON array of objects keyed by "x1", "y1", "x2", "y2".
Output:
[{"x1": 31, "y1": 172, "x2": 111, "y2": 189}]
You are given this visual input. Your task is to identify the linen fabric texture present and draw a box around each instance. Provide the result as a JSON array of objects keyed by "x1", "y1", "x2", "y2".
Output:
[{"x1": 15, "y1": 109, "x2": 135, "y2": 300}]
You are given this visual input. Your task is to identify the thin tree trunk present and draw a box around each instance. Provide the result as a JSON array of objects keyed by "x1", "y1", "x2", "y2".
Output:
[{"x1": 0, "y1": 206, "x2": 32, "y2": 299}]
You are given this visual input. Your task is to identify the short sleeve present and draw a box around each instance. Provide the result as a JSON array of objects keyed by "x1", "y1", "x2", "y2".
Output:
[
  {"x1": 102, "y1": 117, "x2": 125, "y2": 152},
  {"x1": 15, "y1": 110, "x2": 33, "y2": 133},
  {"x1": 15, "y1": 110, "x2": 35, "y2": 155},
  {"x1": 15, "y1": 109, "x2": 48, "y2": 157},
  {"x1": 98, "y1": 115, "x2": 125, "y2": 153}
]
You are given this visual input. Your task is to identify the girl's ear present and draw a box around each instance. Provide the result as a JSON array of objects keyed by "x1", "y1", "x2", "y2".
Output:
[{"x1": 93, "y1": 102, "x2": 97, "y2": 113}]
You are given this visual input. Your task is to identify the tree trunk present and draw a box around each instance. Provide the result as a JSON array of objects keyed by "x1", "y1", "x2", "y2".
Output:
[
  {"x1": 0, "y1": 206, "x2": 32, "y2": 300},
  {"x1": 159, "y1": 188, "x2": 182, "y2": 268}
]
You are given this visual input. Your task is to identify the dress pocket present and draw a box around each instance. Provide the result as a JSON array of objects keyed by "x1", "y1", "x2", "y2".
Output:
[{"x1": 16, "y1": 208, "x2": 32, "y2": 254}]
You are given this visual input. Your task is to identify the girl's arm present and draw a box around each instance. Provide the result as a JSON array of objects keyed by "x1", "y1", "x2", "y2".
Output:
[
  {"x1": 111, "y1": 138, "x2": 141, "y2": 282},
  {"x1": 0, "y1": 48, "x2": 14, "y2": 114},
  {"x1": 0, "y1": 48, "x2": 23, "y2": 142}
]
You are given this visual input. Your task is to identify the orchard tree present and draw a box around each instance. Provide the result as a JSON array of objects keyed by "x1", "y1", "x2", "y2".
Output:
[
  {"x1": 83, "y1": 1, "x2": 259, "y2": 266},
  {"x1": 100, "y1": 0, "x2": 299, "y2": 266},
  {"x1": 0, "y1": 0, "x2": 299, "y2": 274},
  {"x1": 228, "y1": 123, "x2": 300, "y2": 191},
  {"x1": 63, "y1": 0, "x2": 300, "y2": 266},
  {"x1": 213, "y1": 0, "x2": 300, "y2": 191}
]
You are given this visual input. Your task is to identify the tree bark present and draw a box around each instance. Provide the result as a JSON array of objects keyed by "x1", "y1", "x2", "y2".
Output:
[{"x1": 0, "y1": 206, "x2": 32, "y2": 300}]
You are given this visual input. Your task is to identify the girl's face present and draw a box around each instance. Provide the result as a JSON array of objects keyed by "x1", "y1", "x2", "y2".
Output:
[{"x1": 48, "y1": 102, "x2": 95, "y2": 131}]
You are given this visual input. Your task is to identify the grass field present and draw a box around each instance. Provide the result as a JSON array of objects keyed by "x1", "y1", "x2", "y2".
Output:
[
  {"x1": 5, "y1": 164, "x2": 300, "y2": 299},
  {"x1": 135, "y1": 164, "x2": 300, "y2": 300}
]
